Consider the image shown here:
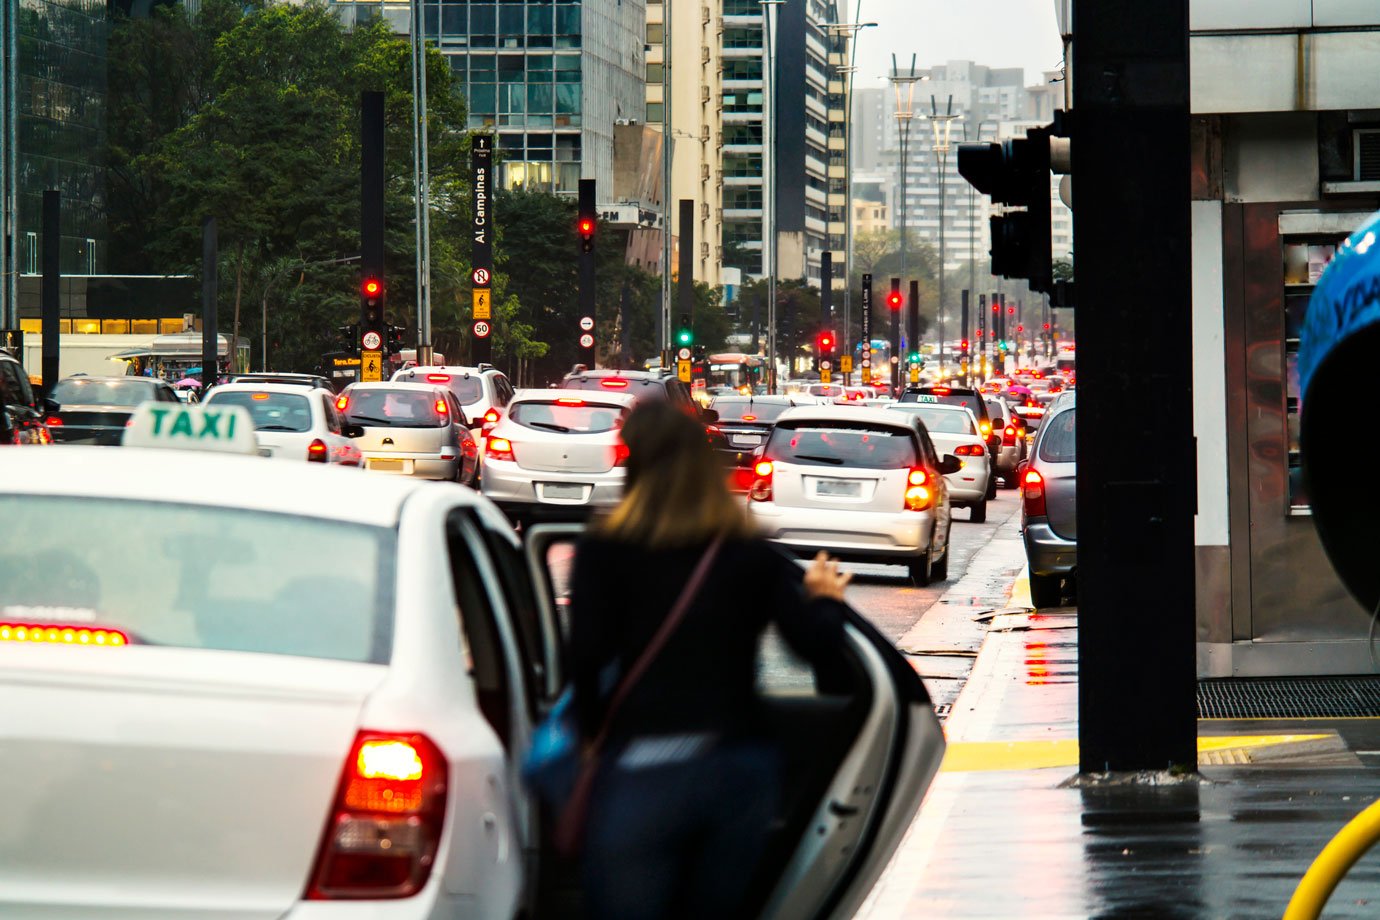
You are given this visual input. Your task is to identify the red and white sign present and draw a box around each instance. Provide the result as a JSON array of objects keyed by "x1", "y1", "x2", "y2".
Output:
[
  {"x1": 579, "y1": 333, "x2": 594, "y2": 349},
  {"x1": 473, "y1": 321, "x2": 491, "y2": 338},
  {"x1": 579, "y1": 316, "x2": 594, "y2": 331},
  {"x1": 471, "y1": 268, "x2": 490, "y2": 286},
  {"x1": 361, "y1": 331, "x2": 382, "y2": 351}
]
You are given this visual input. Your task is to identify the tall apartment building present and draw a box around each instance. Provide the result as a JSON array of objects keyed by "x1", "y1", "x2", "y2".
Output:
[
  {"x1": 330, "y1": 0, "x2": 646, "y2": 199},
  {"x1": 719, "y1": 0, "x2": 841, "y2": 287},
  {"x1": 645, "y1": 0, "x2": 723, "y2": 288}
]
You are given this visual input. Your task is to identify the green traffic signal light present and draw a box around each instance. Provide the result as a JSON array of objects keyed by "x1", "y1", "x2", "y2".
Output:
[
  {"x1": 676, "y1": 328, "x2": 693, "y2": 346},
  {"x1": 675, "y1": 312, "x2": 692, "y2": 347}
]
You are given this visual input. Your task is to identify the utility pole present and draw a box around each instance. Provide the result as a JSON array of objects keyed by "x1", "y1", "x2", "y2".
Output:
[{"x1": 1074, "y1": 0, "x2": 1196, "y2": 773}]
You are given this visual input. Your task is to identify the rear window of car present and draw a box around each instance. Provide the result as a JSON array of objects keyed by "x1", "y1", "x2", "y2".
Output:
[
  {"x1": 0, "y1": 495, "x2": 394, "y2": 664},
  {"x1": 889, "y1": 406, "x2": 975, "y2": 435},
  {"x1": 509, "y1": 400, "x2": 626, "y2": 433},
  {"x1": 395, "y1": 372, "x2": 483, "y2": 406},
  {"x1": 807, "y1": 384, "x2": 845, "y2": 398},
  {"x1": 904, "y1": 391, "x2": 987, "y2": 420},
  {"x1": 767, "y1": 423, "x2": 918, "y2": 469},
  {"x1": 1038, "y1": 407, "x2": 1076, "y2": 462},
  {"x1": 711, "y1": 399, "x2": 790, "y2": 423},
  {"x1": 561, "y1": 376, "x2": 667, "y2": 400},
  {"x1": 207, "y1": 391, "x2": 313, "y2": 433},
  {"x1": 343, "y1": 388, "x2": 446, "y2": 428},
  {"x1": 51, "y1": 379, "x2": 153, "y2": 408}
]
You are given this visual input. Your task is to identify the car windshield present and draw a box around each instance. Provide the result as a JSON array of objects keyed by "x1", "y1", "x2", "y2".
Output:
[
  {"x1": 396, "y1": 372, "x2": 483, "y2": 405},
  {"x1": 343, "y1": 388, "x2": 445, "y2": 428},
  {"x1": 890, "y1": 405, "x2": 975, "y2": 435},
  {"x1": 711, "y1": 399, "x2": 790, "y2": 423},
  {"x1": 207, "y1": 391, "x2": 313, "y2": 432},
  {"x1": 767, "y1": 423, "x2": 917, "y2": 469},
  {"x1": 509, "y1": 400, "x2": 625, "y2": 433},
  {"x1": 51, "y1": 379, "x2": 152, "y2": 408},
  {"x1": 0, "y1": 496, "x2": 394, "y2": 664},
  {"x1": 1039, "y1": 408, "x2": 1076, "y2": 462}
]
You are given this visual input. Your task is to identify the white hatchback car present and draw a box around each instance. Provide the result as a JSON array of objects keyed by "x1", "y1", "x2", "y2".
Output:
[
  {"x1": 481, "y1": 388, "x2": 635, "y2": 519},
  {"x1": 888, "y1": 402, "x2": 993, "y2": 522},
  {"x1": 204, "y1": 381, "x2": 363, "y2": 466},
  {"x1": 0, "y1": 407, "x2": 948, "y2": 920},
  {"x1": 747, "y1": 405, "x2": 958, "y2": 585}
]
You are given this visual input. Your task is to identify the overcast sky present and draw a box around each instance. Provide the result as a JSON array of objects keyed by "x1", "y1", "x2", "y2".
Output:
[{"x1": 846, "y1": 0, "x2": 1064, "y2": 90}]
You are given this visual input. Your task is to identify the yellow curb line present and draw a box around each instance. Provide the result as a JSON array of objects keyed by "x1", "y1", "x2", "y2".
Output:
[
  {"x1": 1009, "y1": 564, "x2": 1033, "y2": 609},
  {"x1": 940, "y1": 734, "x2": 1333, "y2": 773}
]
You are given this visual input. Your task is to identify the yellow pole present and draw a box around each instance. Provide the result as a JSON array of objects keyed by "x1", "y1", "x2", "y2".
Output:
[{"x1": 1284, "y1": 799, "x2": 1380, "y2": 920}]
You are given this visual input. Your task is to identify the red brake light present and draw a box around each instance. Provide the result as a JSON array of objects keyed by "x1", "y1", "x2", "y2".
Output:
[
  {"x1": 251, "y1": 392, "x2": 270, "y2": 401},
  {"x1": 905, "y1": 468, "x2": 934, "y2": 511},
  {"x1": 306, "y1": 732, "x2": 447, "y2": 900},
  {"x1": 482, "y1": 408, "x2": 501, "y2": 424},
  {"x1": 749, "y1": 460, "x2": 774, "y2": 502},
  {"x1": 954, "y1": 444, "x2": 985, "y2": 456},
  {"x1": 1003, "y1": 425, "x2": 1017, "y2": 445},
  {"x1": 0, "y1": 622, "x2": 127, "y2": 646},
  {"x1": 979, "y1": 420, "x2": 992, "y2": 438},
  {"x1": 44, "y1": 416, "x2": 62, "y2": 426},
  {"x1": 614, "y1": 442, "x2": 630, "y2": 466},
  {"x1": 741, "y1": 414, "x2": 757, "y2": 422},
  {"x1": 335, "y1": 395, "x2": 349, "y2": 412},
  {"x1": 434, "y1": 399, "x2": 448, "y2": 414},
  {"x1": 1022, "y1": 468, "x2": 1047, "y2": 517},
  {"x1": 486, "y1": 437, "x2": 515, "y2": 462},
  {"x1": 600, "y1": 378, "x2": 629, "y2": 388},
  {"x1": 425, "y1": 374, "x2": 450, "y2": 383},
  {"x1": 931, "y1": 386, "x2": 951, "y2": 395},
  {"x1": 555, "y1": 398, "x2": 585, "y2": 406},
  {"x1": 307, "y1": 438, "x2": 328, "y2": 462}
]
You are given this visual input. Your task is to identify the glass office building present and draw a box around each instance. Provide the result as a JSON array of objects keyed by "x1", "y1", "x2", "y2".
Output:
[{"x1": 330, "y1": 0, "x2": 645, "y2": 196}]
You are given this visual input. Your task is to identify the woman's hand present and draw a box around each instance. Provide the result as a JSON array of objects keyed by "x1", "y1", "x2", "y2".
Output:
[{"x1": 804, "y1": 551, "x2": 852, "y2": 602}]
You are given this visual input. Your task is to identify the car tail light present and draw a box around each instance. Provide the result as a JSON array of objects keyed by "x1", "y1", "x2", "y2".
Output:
[
  {"x1": 486, "y1": 437, "x2": 514, "y2": 462},
  {"x1": 434, "y1": 399, "x2": 448, "y2": 415},
  {"x1": 482, "y1": 408, "x2": 500, "y2": 425},
  {"x1": 749, "y1": 460, "x2": 774, "y2": 502},
  {"x1": 904, "y1": 468, "x2": 933, "y2": 511},
  {"x1": 1002, "y1": 425, "x2": 1017, "y2": 446},
  {"x1": 1023, "y1": 468, "x2": 1047, "y2": 517},
  {"x1": 0, "y1": 623, "x2": 127, "y2": 646},
  {"x1": 425, "y1": 374, "x2": 450, "y2": 383},
  {"x1": 555, "y1": 398, "x2": 585, "y2": 406},
  {"x1": 44, "y1": 416, "x2": 62, "y2": 426},
  {"x1": 740, "y1": 414, "x2": 757, "y2": 422},
  {"x1": 931, "y1": 386, "x2": 951, "y2": 395},
  {"x1": 305, "y1": 732, "x2": 448, "y2": 900},
  {"x1": 613, "y1": 442, "x2": 630, "y2": 466},
  {"x1": 307, "y1": 439, "x2": 328, "y2": 462},
  {"x1": 979, "y1": 419, "x2": 992, "y2": 439},
  {"x1": 336, "y1": 395, "x2": 350, "y2": 412},
  {"x1": 600, "y1": 378, "x2": 629, "y2": 388},
  {"x1": 439, "y1": 446, "x2": 458, "y2": 461},
  {"x1": 954, "y1": 444, "x2": 985, "y2": 456},
  {"x1": 252, "y1": 392, "x2": 270, "y2": 401}
]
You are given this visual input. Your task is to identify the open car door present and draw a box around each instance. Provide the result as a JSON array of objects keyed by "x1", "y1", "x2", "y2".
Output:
[{"x1": 522, "y1": 524, "x2": 946, "y2": 919}]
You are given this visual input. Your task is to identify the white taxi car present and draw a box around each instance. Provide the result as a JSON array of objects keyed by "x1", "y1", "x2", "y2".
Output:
[
  {"x1": 203, "y1": 381, "x2": 364, "y2": 466},
  {"x1": 887, "y1": 402, "x2": 993, "y2": 522},
  {"x1": 0, "y1": 404, "x2": 946, "y2": 920}
]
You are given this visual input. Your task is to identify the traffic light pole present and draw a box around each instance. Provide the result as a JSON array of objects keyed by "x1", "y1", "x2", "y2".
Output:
[
  {"x1": 1074, "y1": 0, "x2": 1195, "y2": 774},
  {"x1": 890, "y1": 277, "x2": 901, "y2": 395},
  {"x1": 960, "y1": 289, "x2": 970, "y2": 385},
  {"x1": 577, "y1": 179, "x2": 597, "y2": 366},
  {"x1": 907, "y1": 278, "x2": 919, "y2": 385}
]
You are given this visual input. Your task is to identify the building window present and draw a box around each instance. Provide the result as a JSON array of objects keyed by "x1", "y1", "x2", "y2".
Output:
[
  {"x1": 646, "y1": 102, "x2": 664, "y2": 123},
  {"x1": 646, "y1": 63, "x2": 664, "y2": 82},
  {"x1": 646, "y1": 23, "x2": 664, "y2": 44}
]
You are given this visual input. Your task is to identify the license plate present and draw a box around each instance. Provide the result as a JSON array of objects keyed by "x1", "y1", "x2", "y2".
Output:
[
  {"x1": 542, "y1": 483, "x2": 585, "y2": 500},
  {"x1": 816, "y1": 479, "x2": 861, "y2": 497},
  {"x1": 369, "y1": 458, "x2": 404, "y2": 472},
  {"x1": 730, "y1": 433, "x2": 763, "y2": 447}
]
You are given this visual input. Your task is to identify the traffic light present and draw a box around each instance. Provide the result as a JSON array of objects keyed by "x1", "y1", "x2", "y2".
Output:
[
  {"x1": 818, "y1": 330, "x2": 835, "y2": 353},
  {"x1": 1016, "y1": 324, "x2": 1024, "y2": 334},
  {"x1": 908, "y1": 349, "x2": 921, "y2": 364},
  {"x1": 961, "y1": 338, "x2": 970, "y2": 353},
  {"x1": 886, "y1": 282, "x2": 903, "y2": 311},
  {"x1": 578, "y1": 214, "x2": 596, "y2": 253},
  {"x1": 958, "y1": 125, "x2": 1054, "y2": 293},
  {"x1": 387, "y1": 323, "x2": 407, "y2": 354},
  {"x1": 338, "y1": 323, "x2": 359, "y2": 353},
  {"x1": 675, "y1": 313, "x2": 693, "y2": 347},
  {"x1": 361, "y1": 275, "x2": 385, "y2": 345}
]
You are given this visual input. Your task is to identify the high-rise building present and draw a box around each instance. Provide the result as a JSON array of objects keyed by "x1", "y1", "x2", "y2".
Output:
[
  {"x1": 645, "y1": 0, "x2": 722, "y2": 287},
  {"x1": 330, "y1": 0, "x2": 646, "y2": 198}
]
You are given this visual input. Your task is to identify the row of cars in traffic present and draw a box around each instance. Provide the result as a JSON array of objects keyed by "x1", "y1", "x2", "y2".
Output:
[{"x1": 0, "y1": 352, "x2": 949, "y2": 918}]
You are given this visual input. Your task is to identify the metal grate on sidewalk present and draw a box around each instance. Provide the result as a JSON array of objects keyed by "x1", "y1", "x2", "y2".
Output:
[{"x1": 1198, "y1": 676, "x2": 1380, "y2": 719}]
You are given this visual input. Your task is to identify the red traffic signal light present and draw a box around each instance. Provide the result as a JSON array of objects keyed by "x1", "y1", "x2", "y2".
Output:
[
  {"x1": 362, "y1": 277, "x2": 382, "y2": 298},
  {"x1": 578, "y1": 217, "x2": 595, "y2": 235},
  {"x1": 961, "y1": 339, "x2": 969, "y2": 350},
  {"x1": 818, "y1": 331, "x2": 835, "y2": 351},
  {"x1": 578, "y1": 215, "x2": 596, "y2": 253},
  {"x1": 1007, "y1": 306, "x2": 1016, "y2": 315},
  {"x1": 1016, "y1": 324, "x2": 1024, "y2": 333},
  {"x1": 1043, "y1": 322, "x2": 1051, "y2": 330},
  {"x1": 886, "y1": 290, "x2": 903, "y2": 310}
]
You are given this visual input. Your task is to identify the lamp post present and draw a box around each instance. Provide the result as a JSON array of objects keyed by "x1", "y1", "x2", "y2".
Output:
[
  {"x1": 889, "y1": 55, "x2": 921, "y2": 394},
  {"x1": 928, "y1": 95, "x2": 958, "y2": 378},
  {"x1": 761, "y1": 0, "x2": 784, "y2": 392},
  {"x1": 824, "y1": 18, "x2": 876, "y2": 384}
]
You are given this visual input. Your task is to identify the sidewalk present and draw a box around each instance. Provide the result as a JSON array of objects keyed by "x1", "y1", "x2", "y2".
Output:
[{"x1": 858, "y1": 573, "x2": 1380, "y2": 920}]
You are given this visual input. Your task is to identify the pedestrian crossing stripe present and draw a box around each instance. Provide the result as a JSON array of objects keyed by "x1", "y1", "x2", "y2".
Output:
[{"x1": 939, "y1": 735, "x2": 1333, "y2": 773}]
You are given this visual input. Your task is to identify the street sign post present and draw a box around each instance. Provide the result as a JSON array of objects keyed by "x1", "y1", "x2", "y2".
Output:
[
  {"x1": 473, "y1": 321, "x2": 491, "y2": 338},
  {"x1": 840, "y1": 354, "x2": 852, "y2": 374},
  {"x1": 472, "y1": 289, "x2": 491, "y2": 320},
  {"x1": 677, "y1": 359, "x2": 691, "y2": 382},
  {"x1": 821, "y1": 369, "x2": 832, "y2": 383},
  {"x1": 471, "y1": 135, "x2": 493, "y2": 363},
  {"x1": 860, "y1": 274, "x2": 872, "y2": 384},
  {"x1": 362, "y1": 350, "x2": 383, "y2": 382}
]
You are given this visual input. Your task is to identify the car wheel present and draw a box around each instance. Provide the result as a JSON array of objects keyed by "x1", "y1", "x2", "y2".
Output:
[
  {"x1": 908, "y1": 548, "x2": 933, "y2": 587},
  {"x1": 970, "y1": 500, "x2": 987, "y2": 524},
  {"x1": 1029, "y1": 572, "x2": 1063, "y2": 609},
  {"x1": 930, "y1": 541, "x2": 949, "y2": 582}
]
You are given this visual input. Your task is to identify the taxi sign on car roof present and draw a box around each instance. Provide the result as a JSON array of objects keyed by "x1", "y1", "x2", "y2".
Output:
[
  {"x1": 122, "y1": 403, "x2": 259, "y2": 455},
  {"x1": 915, "y1": 394, "x2": 940, "y2": 403}
]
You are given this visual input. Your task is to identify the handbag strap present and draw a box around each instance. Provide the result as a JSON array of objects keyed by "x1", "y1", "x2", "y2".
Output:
[{"x1": 587, "y1": 536, "x2": 724, "y2": 752}]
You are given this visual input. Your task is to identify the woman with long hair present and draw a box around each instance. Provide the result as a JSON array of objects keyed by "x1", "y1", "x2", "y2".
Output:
[{"x1": 570, "y1": 400, "x2": 852, "y2": 919}]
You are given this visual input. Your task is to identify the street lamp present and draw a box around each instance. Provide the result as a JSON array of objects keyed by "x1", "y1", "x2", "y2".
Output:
[
  {"x1": 889, "y1": 55, "x2": 922, "y2": 395},
  {"x1": 928, "y1": 95, "x2": 958, "y2": 377},
  {"x1": 824, "y1": 19, "x2": 876, "y2": 384}
]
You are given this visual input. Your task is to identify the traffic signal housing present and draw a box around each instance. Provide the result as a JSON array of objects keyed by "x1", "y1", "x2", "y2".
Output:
[
  {"x1": 360, "y1": 275, "x2": 385, "y2": 345},
  {"x1": 886, "y1": 285, "x2": 903, "y2": 311},
  {"x1": 387, "y1": 323, "x2": 407, "y2": 354},
  {"x1": 958, "y1": 125, "x2": 1054, "y2": 293},
  {"x1": 675, "y1": 313, "x2": 693, "y2": 348}
]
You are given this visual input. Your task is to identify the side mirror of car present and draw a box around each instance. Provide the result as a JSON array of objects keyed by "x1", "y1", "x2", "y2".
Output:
[
  {"x1": 939, "y1": 455, "x2": 962, "y2": 475},
  {"x1": 700, "y1": 407, "x2": 719, "y2": 425},
  {"x1": 342, "y1": 424, "x2": 365, "y2": 439}
]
